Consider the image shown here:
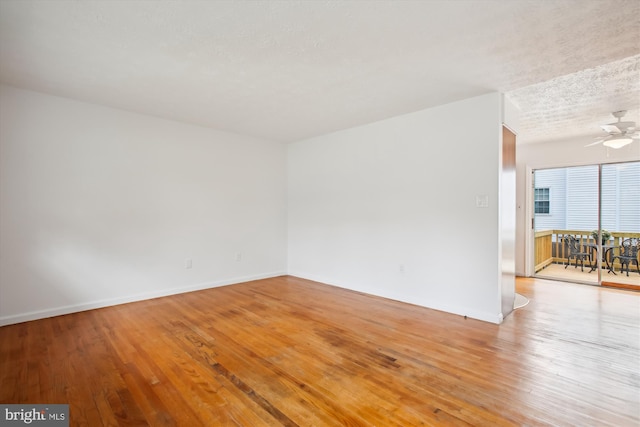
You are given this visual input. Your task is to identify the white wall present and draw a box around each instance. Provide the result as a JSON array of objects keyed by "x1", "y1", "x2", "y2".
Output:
[
  {"x1": 288, "y1": 93, "x2": 507, "y2": 323},
  {"x1": 0, "y1": 85, "x2": 287, "y2": 325},
  {"x1": 516, "y1": 137, "x2": 640, "y2": 276},
  {"x1": 1, "y1": 87, "x2": 519, "y2": 325}
]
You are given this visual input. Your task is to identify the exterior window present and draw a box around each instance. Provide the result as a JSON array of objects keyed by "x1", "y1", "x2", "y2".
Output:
[{"x1": 534, "y1": 188, "x2": 550, "y2": 214}]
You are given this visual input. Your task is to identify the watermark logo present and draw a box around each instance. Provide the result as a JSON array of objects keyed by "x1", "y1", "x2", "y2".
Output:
[{"x1": 1, "y1": 405, "x2": 68, "y2": 426}]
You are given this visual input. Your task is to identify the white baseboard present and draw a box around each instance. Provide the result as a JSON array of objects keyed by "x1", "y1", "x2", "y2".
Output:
[
  {"x1": 0, "y1": 271, "x2": 286, "y2": 326},
  {"x1": 287, "y1": 272, "x2": 503, "y2": 324}
]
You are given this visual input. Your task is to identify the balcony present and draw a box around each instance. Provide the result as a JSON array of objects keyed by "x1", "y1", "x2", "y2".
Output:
[{"x1": 535, "y1": 230, "x2": 640, "y2": 287}]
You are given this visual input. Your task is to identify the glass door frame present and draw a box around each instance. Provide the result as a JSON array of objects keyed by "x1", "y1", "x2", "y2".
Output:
[{"x1": 529, "y1": 161, "x2": 638, "y2": 286}]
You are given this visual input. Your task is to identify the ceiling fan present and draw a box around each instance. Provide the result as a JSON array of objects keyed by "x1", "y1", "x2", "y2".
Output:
[{"x1": 586, "y1": 110, "x2": 639, "y2": 149}]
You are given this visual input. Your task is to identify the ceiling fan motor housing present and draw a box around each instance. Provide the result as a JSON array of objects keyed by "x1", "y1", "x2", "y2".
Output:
[{"x1": 612, "y1": 110, "x2": 627, "y2": 120}]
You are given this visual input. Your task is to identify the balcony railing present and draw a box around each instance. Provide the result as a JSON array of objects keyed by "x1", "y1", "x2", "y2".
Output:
[{"x1": 535, "y1": 230, "x2": 640, "y2": 273}]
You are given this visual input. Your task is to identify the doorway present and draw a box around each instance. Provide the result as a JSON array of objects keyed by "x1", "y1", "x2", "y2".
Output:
[{"x1": 532, "y1": 161, "x2": 640, "y2": 287}]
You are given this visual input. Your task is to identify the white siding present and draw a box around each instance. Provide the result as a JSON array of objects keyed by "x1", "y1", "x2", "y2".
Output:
[
  {"x1": 534, "y1": 162, "x2": 640, "y2": 234},
  {"x1": 601, "y1": 166, "x2": 618, "y2": 231},
  {"x1": 606, "y1": 162, "x2": 640, "y2": 233},
  {"x1": 534, "y1": 168, "x2": 566, "y2": 230},
  {"x1": 566, "y1": 166, "x2": 599, "y2": 231}
]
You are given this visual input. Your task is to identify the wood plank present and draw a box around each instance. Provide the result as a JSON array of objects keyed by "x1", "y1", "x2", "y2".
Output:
[
  {"x1": 1, "y1": 275, "x2": 638, "y2": 426},
  {"x1": 537, "y1": 263, "x2": 639, "y2": 287}
]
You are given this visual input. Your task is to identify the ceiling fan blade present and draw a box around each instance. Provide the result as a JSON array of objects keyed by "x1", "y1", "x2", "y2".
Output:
[
  {"x1": 601, "y1": 124, "x2": 621, "y2": 133},
  {"x1": 584, "y1": 139, "x2": 604, "y2": 147}
]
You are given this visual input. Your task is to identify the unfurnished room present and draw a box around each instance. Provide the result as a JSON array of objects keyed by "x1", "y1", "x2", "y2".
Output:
[{"x1": 1, "y1": 1, "x2": 639, "y2": 426}]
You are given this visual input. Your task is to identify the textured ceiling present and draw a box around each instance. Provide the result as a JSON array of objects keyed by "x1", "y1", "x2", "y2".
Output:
[
  {"x1": 0, "y1": 0, "x2": 639, "y2": 144},
  {"x1": 510, "y1": 55, "x2": 639, "y2": 144}
]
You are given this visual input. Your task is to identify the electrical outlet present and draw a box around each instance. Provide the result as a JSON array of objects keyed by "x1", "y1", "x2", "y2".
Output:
[
  {"x1": 185, "y1": 258, "x2": 192, "y2": 269},
  {"x1": 235, "y1": 252, "x2": 242, "y2": 262}
]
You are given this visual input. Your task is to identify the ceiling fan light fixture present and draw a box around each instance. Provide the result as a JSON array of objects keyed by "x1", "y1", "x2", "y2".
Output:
[{"x1": 602, "y1": 135, "x2": 633, "y2": 149}]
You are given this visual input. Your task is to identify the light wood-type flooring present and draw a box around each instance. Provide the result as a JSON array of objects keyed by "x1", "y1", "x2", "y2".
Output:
[
  {"x1": 1, "y1": 276, "x2": 639, "y2": 426},
  {"x1": 536, "y1": 262, "x2": 640, "y2": 287}
]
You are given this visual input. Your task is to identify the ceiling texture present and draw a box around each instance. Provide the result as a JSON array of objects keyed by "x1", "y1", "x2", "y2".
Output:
[{"x1": 0, "y1": 0, "x2": 638, "y2": 144}]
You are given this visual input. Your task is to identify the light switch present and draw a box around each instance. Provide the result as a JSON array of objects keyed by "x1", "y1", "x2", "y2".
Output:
[{"x1": 476, "y1": 195, "x2": 489, "y2": 208}]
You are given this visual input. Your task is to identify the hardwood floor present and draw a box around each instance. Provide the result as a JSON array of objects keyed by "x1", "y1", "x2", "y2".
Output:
[
  {"x1": 536, "y1": 263, "x2": 640, "y2": 287},
  {"x1": 1, "y1": 276, "x2": 639, "y2": 426}
]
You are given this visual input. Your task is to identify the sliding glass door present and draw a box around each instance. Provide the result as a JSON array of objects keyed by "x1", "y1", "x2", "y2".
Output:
[
  {"x1": 533, "y1": 161, "x2": 639, "y2": 287},
  {"x1": 600, "y1": 162, "x2": 640, "y2": 286},
  {"x1": 533, "y1": 165, "x2": 599, "y2": 284}
]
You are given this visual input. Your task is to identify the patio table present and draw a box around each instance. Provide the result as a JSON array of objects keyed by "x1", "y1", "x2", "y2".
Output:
[{"x1": 584, "y1": 242, "x2": 616, "y2": 274}]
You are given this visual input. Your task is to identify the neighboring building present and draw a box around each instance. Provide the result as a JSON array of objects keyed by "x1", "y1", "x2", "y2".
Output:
[{"x1": 534, "y1": 162, "x2": 640, "y2": 233}]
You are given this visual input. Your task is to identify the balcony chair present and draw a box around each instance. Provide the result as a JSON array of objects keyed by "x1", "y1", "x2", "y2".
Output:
[
  {"x1": 610, "y1": 238, "x2": 640, "y2": 276},
  {"x1": 563, "y1": 235, "x2": 592, "y2": 272}
]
